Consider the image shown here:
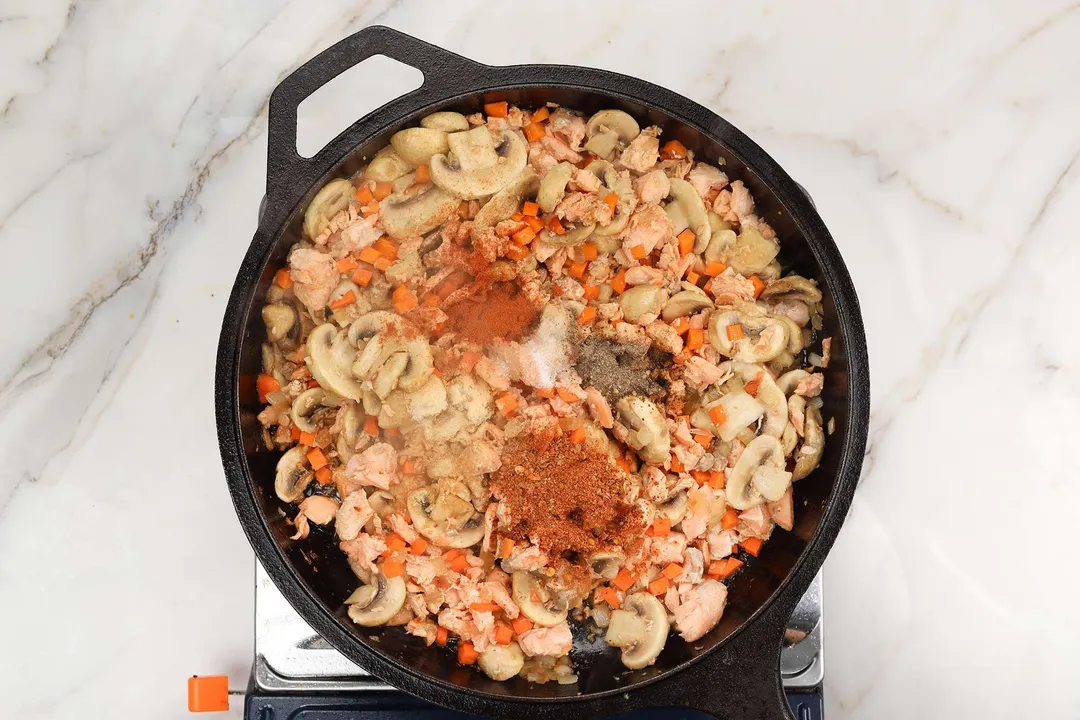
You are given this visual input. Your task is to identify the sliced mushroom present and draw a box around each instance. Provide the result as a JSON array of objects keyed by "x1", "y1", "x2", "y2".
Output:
[
  {"x1": 372, "y1": 351, "x2": 408, "y2": 399},
  {"x1": 262, "y1": 303, "x2": 297, "y2": 343},
  {"x1": 537, "y1": 161, "x2": 575, "y2": 213},
  {"x1": 390, "y1": 127, "x2": 450, "y2": 167},
  {"x1": 421, "y1": 111, "x2": 470, "y2": 132},
  {"x1": 291, "y1": 388, "x2": 330, "y2": 433},
  {"x1": 657, "y1": 489, "x2": 689, "y2": 525},
  {"x1": 275, "y1": 446, "x2": 313, "y2": 503},
  {"x1": 781, "y1": 422, "x2": 798, "y2": 456},
  {"x1": 661, "y1": 285, "x2": 712, "y2": 321},
  {"x1": 708, "y1": 305, "x2": 787, "y2": 363},
  {"x1": 615, "y1": 395, "x2": 671, "y2": 465},
  {"x1": 706, "y1": 390, "x2": 764, "y2": 443},
  {"x1": 704, "y1": 228, "x2": 737, "y2": 264},
  {"x1": 759, "y1": 275, "x2": 822, "y2": 304},
  {"x1": 792, "y1": 406, "x2": 824, "y2": 480},
  {"x1": 446, "y1": 126, "x2": 499, "y2": 172},
  {"x1": 512, "y1": 571, "x2": 569, "y2": 627},
  {"x1": 474, "y1": 166, "x2": 539, "y2": 228},
  {"x1": 447, "y1": 374, "x2": 494, "y2": 425},
  {"x1": 303, "y1": 179, "x2": 353, "y2": 239},
  {"x1": 589, "y1": 551, "x2": 626, "y2": 581},
  {"x1": 406, "y1": 374, "x2": 448, "y2": 421},
  {"x1": 758, "y1": 261, "x2": 782, "y2": 283},
  {"x1": 366, "y1": 146, "x2": 412, "y2": 183},
  {"x1": 379, "y1": 185, "x2": 459, "y2": 238},
  {"x1": 727, "y1": 435, "x2": 791, "y2": 509},
  {"x1": 605, "y1": 592, "x2": 669, "y2": 670},
  {"x1": 542, "y1": 222, "x2": 595, "y2": 247},
  {"x1": 586, "y1": 109, "x2": 641, "y2": 144},
  {"x1": 587, "y1": 161, "x2": 634, "y2": 238},
  {"x1": 478, "y1": 642, "x2": 525, "y2": 681},
  {"x1": 367, "y1": 490, "x2": 396, "y2": 518},
  {"x1": 723, "y1": 363, "x2": 787, "y2": 439},
  {"x1": 667, "y1": 178, "x2": 711, "y2": 252},
  {"x1": 430, "y1": 129, "x2": 527, "y2": 199},
  {"x1": 776, "y1": 369, "x2": 810, "y2": 396},
  {"x1": 336, "y1": 402, "x2": 365, "y2": 462},
  {"x1": 407, "y1": 486, "x2": 485, "y2": 548},
  {"x1": 620, "y1": 285, "x2": 664, "y2": 324},
  {"x1": 721, "y1": 226, "x2": 780, "y2": 276},
  {"x1": 771, "y1": 314, "x2": 806, "y2": 355},
  {"x1": 306, "y1": 323, "x2": 365, "y2": 401},
  {"x1": 665, "y1": 200, "x2": 688, "y2": 236},
  {"x1": 345, "y1": 574, "x2": 407, "y2": 627}
]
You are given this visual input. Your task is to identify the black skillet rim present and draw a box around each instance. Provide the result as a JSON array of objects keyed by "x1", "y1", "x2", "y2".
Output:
[{"x1": 215, "y1": 25, "x2": 869, "y2": 719}]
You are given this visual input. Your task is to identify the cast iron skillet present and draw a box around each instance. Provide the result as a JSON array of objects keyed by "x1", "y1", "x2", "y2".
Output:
[{"x1": 216, "y1": 25, "x2": 869, "y2": 720}]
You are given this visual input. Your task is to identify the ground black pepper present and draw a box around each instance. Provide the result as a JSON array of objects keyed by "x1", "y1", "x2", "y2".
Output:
[{"x1": 574, "y1": 336, "x2": 665, "y2": 405}]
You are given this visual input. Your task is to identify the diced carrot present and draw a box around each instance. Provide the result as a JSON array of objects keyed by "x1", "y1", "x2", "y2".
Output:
[
  {"x1": 578, "y1": 306, "x2": 596, "y2": 325},
  {"x1": 511, "y1": 212, "x2": 524, "y2": 222},
  {"x1": 385, "y1": 534, "x2": 407, "y2": 553},
  {"x1": 358, "y1": 247, "x2": 382, "y2": 265},
  {"x1": 726, "y1": 324, "x2": 745, "y2": 341},
  {"x1": 484, "y1": 101, "x2": 509, "y2": 118},
  {"x1": 363, "y1": 415, "x2": 380, "y2": 436},
  {"x1": 328, "y1": 290, "x2": 356, "y2": 310},
  {"x1": 352, "y1": 267, "x2": 373, "y2": 286},
  {"x1": 524, "y1": 122, "x2": 546, "y2": 142},
  {"x1": 373, "y1": 182, "x2": 393, "y2": 201},
  {"x1": 708, "y1": 470, "x2": 726, "y2": 489},
  {"x1": 648, "y1": 577, "x2": 669, "y2": 596},
  {"x1": 530, "y1": 106, "x2": 550, "y2": 123},
  {"x1": 610, "y1": 269, "x2": 628, "y2": 294},
  {"x1": 671, "y1": 317, "x2": 690, "y2": 336},
  {"x1": 495, "y1": 392, "x2": 518, "y2": 417},
  {"x1": 435, "y1": 626, "x2": 449, "y2": 646},
  {"x1": 422, "y1": 294, "x2": 439, "y2": 307},
  {"x1": 457, "y1": 641, "x2": 479, "y2": 665},
  {"x1": 708, "y1": 405, "x2": 727, "y2": 426},
  {"x1": 373, "y1": 257, "x2": 391, "y2": 271},
  {"x1": 442, "y1": 548, "x2": 462, "y2": 561},
  {"x1": 524, "y1": 216, "x2": 545, "y2": 233},
  {"x1": 256, "y1": 374, "x2": 280, "y2": 403},
  {"x1": 374, "y1": 237, "x2": 398, "y2": 261},
  {"x1": 613, "y1": 568, "x2": 637, "y2": 592},
  {"x1": 556, "y1": 387, "x2": 581, "y2": 403},
  {"x1": 336, "y1": 256, "x2": 358, "y2": 273},
  {"x1": 410, "y1": 537, "x2": 429, "y2": 555},
  {"x1": 602, "y1": 192, "x2": 617, "y2": 212},
  {"x1": 361, "y1": 200, "x2": 380, "y2": 217},
  {"x1": 354, "y1": 184, "x2": 374, "y2": 204},
  {"x1": 741, "y1": 537, "x2": 764, "y2": 557},
  {"x1": 582, "y1": 285, "x2": 600, "y2": 300},
  {"x1": 414, "y1": 164, "x2": 431, "y2": 183},
  {"x1": 686, "y1": 327, "x2": 704, "y2": 351},
  {"x1": 450, "y1": 554, "x2": 471, "y2": 573},
  {"x1": 460, "y1": 351, "x2": 484, "y2": 372},
  {"x1": 686, "y1": 271, "x2": 701, "y2": 286},
  {"x1": 511, "y1": 616, "x2": 534, "y2": 635},
  {"x1": 505, "y1": 244, "x2": 529, "y2": 260},
  {"x1": 494, "y1": 624, "x2": 514, "y2": 645},
  {"x1": 386, "y1": 426, "x2": 402, "y2": 437},
  {"x1": 469, "y1": 603, "x2": 501, "y2": 613},
  {"x1": 750, "y1": 275, "x2": 765, "y2": 298},
  {"x1": 306, "y1": 448, "x2": 328, "y2": 471},
  {"x1": 534, "y1": 387, "x2": 555, "y2": 399},
  {"x1": 630, "y1": 244, "x2": 647, "y2": 260},
  {"x1": 662, "y1": 563, "x2": 684, "y2": 581},
  {"x1": 547, "y1": 216, "x2": 565, "y2": 235},
  {"x1": 512, "y1": 227, "x2": 536, "y2": 246},
  {"x1": 457, "y1": 201, "x2": 470, "y2": 219},
  {"x1": 661, "y1": 139, "x2": 688, "y2": 159},
  {"x1": 274, "y1": 268, "x2": 294, "y2": 289},
  {"x1": 708, "y1": 557, "x2": 743, "y2": 580},
  {"x1": 499, "y1": 538, "x2": 515, "y2": 559},
  {"x1": 669, "y1": 455, "x2": 685, "y2": 473},
  {"x1": 392, "y1": 286, "x2": 417, "y2": 314},
  {"x1": 299, "y1": 430, "x2": 316, "y2": 446},
  {"x1": 691, "y1": 470, "x2": 709, "y2": 486},
  {"x1": 693, "y1": 430, "x2": 714, "y2": 449},
  {"x1": 651, "y1": 517, "x2": 671, "y2": 537},
  {"x1": 290, "y1": 425, "x2": 302, "y2": 441},
  {"x1": 743, "y1": 372, "x2": 764, "y2": 398},
  {"x1": 704, "y1": 261, "x2": 727, "y2": 277},
  {"x1": 597, "y1": 586, "x2": 621, "y2": 609},
  {"x1": 567, "y1": 261, "x2": 587, "y2": 279},
  {"x1": 677, "y1": 229, "x2": 696, "y2": 256},
  {"x1": 721, "y1": 507, "x2": 739, "y2": 530},
  {"x1": 569, "y1": 427, "x2": 586, "y2": 444}
]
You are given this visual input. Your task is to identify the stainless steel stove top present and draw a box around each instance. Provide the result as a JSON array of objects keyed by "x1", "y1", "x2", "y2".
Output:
[{"x1": 253, "y1": 561, "x2": 823, "y2": 693}]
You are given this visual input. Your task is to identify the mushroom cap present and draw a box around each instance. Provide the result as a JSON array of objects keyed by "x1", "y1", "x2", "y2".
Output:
[
  {"x1": 537, "y1": 161, "x2": 574, "y2": 213},
  {"x1": 615, "y1": 395, "x2": 671, "y2": 465},
  {"x1": 390, "y1": 127, "x2": 450, "y2": 167},
  {"x1": 275, "y1": 446, "x2": 313, "y2": 503},
  {"x1": 667, "y1": 177, "x2": 711, "y2": 252},
  {"x1": 379, "y1": 185, "x2": 459, "y2": 239},
  {"x1": 792, "y1": 405, "x2": 824, "y2": 481},
  {"x1": 586, "y1": 109, "x2": 641, "y2": 143},
  {"x1": 430, "y1": 130, "x2": 528, "y2": 199},
  {"x1": 291, "y1": 387, "x2": 331, "y2": 433},
  {"x1": 708, "y1": 306, "x2": 787, "y2": 363},
  {"x1": 303, "y1": 178, "x2": 352, "y2": 239},
  {"x1": 446, "y1": 126, "x2": 499, "y2": 172},
  {"x1": 588, "y1": 551, "x2": 626, "y2": 581},
  {"x1": 512, "y1": 571, "x2": 569, "y2": 627},
  {"x1": 727, "y1": 435, "x2": 791, "y2": 510},
  {"x1": 407, "y1": 486, "x2": 485, "y2": 548},
  {"x1": 420, "y1": 111, "x2": 470, "y2": 133},
  {"x1": 722, "y1": 226, "x2": 780, "y2": 276},
  {"x1": 759, "y1": 275, "x2": 822, "y2": 304},
  {"x1": 345, "y1": 574, "x2": 407, "y2": 627},
  {"x1": 365, "y1": 146, "x2": 412, "y2": 183},
  {"x1": 661, "y1": 286, "x2": 712, "y2": 321},
  {"x1": 474, "y1": 166, "x2": 539, "y2": 229},
  {"x1": 656, "y1": 489, "x2": 689, "y2": 525},
  {"x1": 305, "y1": 323, "x2": 365, "y2": 401},
  {"x1": 478, "y1": 642, "x2": 525, "y2": 681},
  {"x1": 605, "y1": 592, "x2": 669, "y2": 670}
]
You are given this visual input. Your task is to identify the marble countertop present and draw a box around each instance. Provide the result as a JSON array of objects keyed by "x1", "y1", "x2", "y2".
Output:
[{"x1": 2, "y1": 1, "x2": 1078, "y2": 718}]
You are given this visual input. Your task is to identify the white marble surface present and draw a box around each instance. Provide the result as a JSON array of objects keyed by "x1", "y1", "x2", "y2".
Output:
[{"x1": 1, "y1": 0, "x2": 1078, "y2": 717}]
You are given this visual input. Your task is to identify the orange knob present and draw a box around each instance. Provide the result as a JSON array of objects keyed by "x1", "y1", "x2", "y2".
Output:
[{"x1": 187, "y1": 675, "x2": 230, "y2": 713}]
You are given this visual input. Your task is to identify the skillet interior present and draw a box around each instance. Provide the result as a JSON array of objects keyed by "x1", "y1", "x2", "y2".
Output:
[{"x1": 233, "y1": 87, "x2": 852, "y2": 699}]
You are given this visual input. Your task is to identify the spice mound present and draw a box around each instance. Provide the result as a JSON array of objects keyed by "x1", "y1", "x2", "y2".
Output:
[
  {"x1": 490, "y1": 431, "x2": 644, "y2": 559},
  {"x1": 445, "y1": 282, "x2": 539, "y2": 345},
  {"x1": 575, "y1": 336, "x2": 665, "y2": 405}
]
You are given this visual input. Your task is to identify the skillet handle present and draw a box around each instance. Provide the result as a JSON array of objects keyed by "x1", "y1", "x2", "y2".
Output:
[{"x1": 265, "y1": 25, "x2": 487, "y2": 204}]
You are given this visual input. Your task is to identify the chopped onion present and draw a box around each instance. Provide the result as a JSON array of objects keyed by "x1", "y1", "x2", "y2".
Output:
[
  {"x1": 265, "y1": 390, "x2": 289, "y2": 406},
  {"x1": 808, "y1": 353, "x2": 823, "y2": 367}
]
